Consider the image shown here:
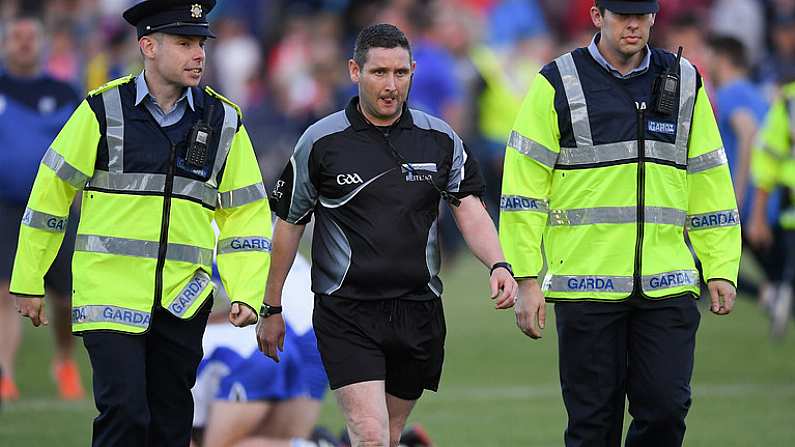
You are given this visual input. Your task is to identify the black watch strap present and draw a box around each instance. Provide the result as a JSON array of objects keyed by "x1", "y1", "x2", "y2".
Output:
[
  {"x1": 259, "y1": 303, "x2": 283, "y2": 318},
  {"x1": 490, "y1": 261, "x2": 513, "y2": 276}
]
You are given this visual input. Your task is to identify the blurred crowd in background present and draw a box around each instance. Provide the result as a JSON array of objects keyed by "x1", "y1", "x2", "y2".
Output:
[{"x1": 2, "y1": 0, "x2": 795, "y2": 279}]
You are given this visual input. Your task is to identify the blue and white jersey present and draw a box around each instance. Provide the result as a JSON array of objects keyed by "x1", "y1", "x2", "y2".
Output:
[{"x1": 192, "y1": 253, "x2": 328, "y2": 428}]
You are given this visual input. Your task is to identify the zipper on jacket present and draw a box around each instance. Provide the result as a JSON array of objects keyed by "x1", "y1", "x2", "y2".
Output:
[
  {"x1": 154, "y1": 142, "x2": 176, "y2": 305},
  {"x1": 633, "y1": 101, "x2": 647, "y2": 295}
]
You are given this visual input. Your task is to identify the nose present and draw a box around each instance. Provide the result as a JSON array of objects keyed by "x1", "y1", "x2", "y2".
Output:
[
  {"x1": 626, "y1": 14, "x2": 643, "y2": 29},
  {"x1": 384, "y1": 73, "x2": 397, "y2": 91},
  {"x1": 194, "y1": 45, "x2": 205, "y2": 63}
]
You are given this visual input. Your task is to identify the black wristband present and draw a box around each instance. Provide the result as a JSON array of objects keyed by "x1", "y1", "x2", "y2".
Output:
[
  {"x1": 259, "y1": 303, "x2": 283, "y2": 318},
  {"x1": 490, "y1": 261, "x2": 513, "y2": 277}
]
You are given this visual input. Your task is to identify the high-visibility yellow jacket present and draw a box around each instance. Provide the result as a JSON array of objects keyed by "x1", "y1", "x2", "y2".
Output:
[
  {"x1": 751, "y1": 82, "x2": 795, "y2": 229},
  {"x1": 11, "y1": 75, "x2": 272, "y2": 332},
  {"x1": 499, "y1": 47, "x2": 741, "y2": 301}
]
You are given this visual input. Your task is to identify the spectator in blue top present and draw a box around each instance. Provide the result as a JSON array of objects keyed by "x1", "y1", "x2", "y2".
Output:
[
  {"x1": 0, "y1": 15, "x2": 83, "y2": 401},
  {"x1": 707, "y1": 35, "x2": 771, "y2": 216},
  {"x1": 706, "y1": 34, "x2": 782, "y2": 306}
]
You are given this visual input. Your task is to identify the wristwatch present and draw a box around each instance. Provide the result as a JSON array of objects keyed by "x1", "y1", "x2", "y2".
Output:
[
  {"x1": 259, "y1": 302, "x2": 283, "y2": 319},
  {"x1": 490, "y1": 261, "x2": 514, "y2": 276}
]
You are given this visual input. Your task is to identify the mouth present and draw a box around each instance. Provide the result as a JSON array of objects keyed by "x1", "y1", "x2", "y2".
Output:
[
  {"x1": 623, "y1": 36, "x2": 641, "y2": 44},
  {"x1": 379, "y1": 96, "x2": 397, "y2": 107},
  {"x1": 186, "y1": 68, "x2": 203, "y2": 76}
]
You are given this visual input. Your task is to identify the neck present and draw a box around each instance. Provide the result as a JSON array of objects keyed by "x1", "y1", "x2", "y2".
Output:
[
  {"x1": 597, "y1": 38, "x2": 644, "y2": 76},
  {"x1": 143, "y1": 69, "x2": 183, "y2": 113},
  {"x1": 5, "y1": 63, "x2": 39, "y2": 79},
  {"x1": 716, "y1": 68, "x2": 744, "y2": 87},
  {"x1": 358, "y1": 101, "x2": 401, "y2": 127}
]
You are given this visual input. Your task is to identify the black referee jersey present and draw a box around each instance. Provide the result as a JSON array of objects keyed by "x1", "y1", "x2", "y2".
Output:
[{"x1": 270, "y1": 96, "x2": 485, "y2": 301}]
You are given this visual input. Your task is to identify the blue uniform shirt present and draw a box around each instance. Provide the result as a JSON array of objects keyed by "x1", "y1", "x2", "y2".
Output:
[{"x1": 135, "y1": 71, "x2": 194, "y2": 127}]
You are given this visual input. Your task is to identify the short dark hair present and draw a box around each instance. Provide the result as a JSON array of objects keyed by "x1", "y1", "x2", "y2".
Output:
[
  {"x1": 707, "y1": 34, "x2": 748, "y2": 69},
  {"x1": 352, "y1": 23, "x2": 411, "y2": 68}
]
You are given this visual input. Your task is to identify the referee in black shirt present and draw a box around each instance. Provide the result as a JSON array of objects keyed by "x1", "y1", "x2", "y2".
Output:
[{"x1": 257, "y1": 24, "x2": 517, "y2": 446}]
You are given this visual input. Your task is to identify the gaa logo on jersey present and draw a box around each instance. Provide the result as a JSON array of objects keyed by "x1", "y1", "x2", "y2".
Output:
[
  {"x1": 401, "y1": 163, "x2": 437, "y2": 182},
  {"x1": 336, "y1": 173, "x2": 363, "y2": 185}
]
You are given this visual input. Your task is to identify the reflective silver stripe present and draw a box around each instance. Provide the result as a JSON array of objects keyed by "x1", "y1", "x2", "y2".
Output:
[
  {"x1": 544, "y1": 274, "x2": 634, "y2": 293},
  {"x1": 169, "y1": 242, "x2": 213, "y2": 266},
  {"x1": 209, "y1": 102, "x2": 238, "y2": 188},
  {"x1": 72, "y1": 305, "x2": 150, "y2": 328},
  {"x1": 21, "y1": 208, "x2": 68, "y2": 233},
  {"x1": 218, "y1": 182, "x2": 267, "y2": 209},
  {"x1": 102, "y1": 88, "x2": 125, "y2": 173},
  {"x1": 687, "y1": 148, "x2": 728, "y2": 173},
  {"x1": 217, "y1": 236, "x2": 272, "y2": 255},
  {"x1": 500, "y1": 195, "x2": 549, "y2": 213},
  {"x1": 173, "y1": 176, "x2": 218, "y2": 207},
  {"x1": 646, "y1": 140, "x2": 687, "y2": 166},
  {"x1": 508, "y1": 131, "x2": 558, "y2": 168},
  {"x1": 548, "y1": 206, "x2": 686, "y2": 226},
  {"x1": 41, "y1": 147, "x2": 89, "y2": 188},
  {"x1": 558, "y1": 141, "x2": 635, "y2": 166},
  {"x1": 555, "y1": 53, "x2": 592, "y2": 147},
  {"x1": 642, "y1": 269, "x2": 699, "y2": 291},
  {"x1": 89, "y1": 170, "x2": 165, "y2": 192},
  {"x1": 760, "y1": 144, "x2": 784, "y2": 160},
  {"x1": 75, "y1": 234, "x2": 212, "y2": 266},
  {"x1": 686, "y1": 209, "x2": 740, "y2": 231},
  {"x1": 556, "y1": 140, "x2": 686, "y2": 167},
  {"x1": 676, "y1": 59, "x2": 697, "y2": 151},
  {"x1": 89, "y1": 170, "x2": 217, "y2": 207},
  {"x1": 166, "y1": 270, "x2": 212, "y2": 317}
]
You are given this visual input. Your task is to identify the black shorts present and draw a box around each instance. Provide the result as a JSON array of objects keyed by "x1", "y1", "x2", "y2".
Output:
[
  {"x1": 312, "y1": 294, "x2": 446, "y2": 401},
  {"x1": 0, "y1": 200, "x2": 77, "y2": 296}
]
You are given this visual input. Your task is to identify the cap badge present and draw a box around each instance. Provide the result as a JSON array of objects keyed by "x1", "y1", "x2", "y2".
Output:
[{"x1": 190, "y1": 4, "x2": 203, "y2": 18}]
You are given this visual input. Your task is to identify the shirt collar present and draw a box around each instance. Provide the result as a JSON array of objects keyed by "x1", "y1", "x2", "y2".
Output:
[
  {"x1": 345, "y1": 96, "x2": 414, "y2": 132},
  {"x1": 587, "y1": 33, "x2": 651, "y2": 79},
  {"x1": 134, "y1": 71, "x2": 195, "y2": 111}
]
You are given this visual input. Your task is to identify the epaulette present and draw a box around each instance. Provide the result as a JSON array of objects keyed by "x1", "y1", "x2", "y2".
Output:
[
  {"x1": 88, "y1": 75, "x2": 135, "y2": 97},
  {"x1": 204, "y1": 86, "x2": 243, "y2": 119}
]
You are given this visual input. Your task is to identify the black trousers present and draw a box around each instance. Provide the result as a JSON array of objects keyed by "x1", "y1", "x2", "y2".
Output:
[
  {"x1": 82, "y1": 300, "x2": 211, "y2": 447},
  {"x1": 554, "y1": 294, "x2": 700, "y2": 447}
]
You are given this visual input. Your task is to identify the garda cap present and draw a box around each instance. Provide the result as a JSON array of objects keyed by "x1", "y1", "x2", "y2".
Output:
[
  {"x1": 595, "y1": 0, "x2": 659, "y2": 14},
  {"x1": 123, "y1": 0, "x2": 217, "y2": 39}
]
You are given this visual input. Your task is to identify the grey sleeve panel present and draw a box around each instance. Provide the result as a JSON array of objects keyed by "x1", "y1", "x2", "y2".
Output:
[
  {"x1": 287, "y1": 110, "x2": 351, "y2": 223},
  {"x1": 409, "y1": 109, "x2": 466, "y2": 192}
]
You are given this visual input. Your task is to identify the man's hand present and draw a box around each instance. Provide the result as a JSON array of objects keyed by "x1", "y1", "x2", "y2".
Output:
[
  {"x1": 228, "y1": 302, "x2": 257, "y2": 327},
  {"x1": 708, "y1": 279, "x2": 736, "y2": 315},
  {"x1": 515, "y1": 279, "x2": 545, "y2": 339},
  {"x1": 490, "y1": 268, "x2": 518, "y2": 309},
  {"x1": 14, "y1": 295, "x2": 47, "y2": 327},
  {"x1": 256, "y1": 313, "x2": 285, "y2": 363},
  {"x1": 747, "y1": 219, "x2": 773, "y2": 249}
]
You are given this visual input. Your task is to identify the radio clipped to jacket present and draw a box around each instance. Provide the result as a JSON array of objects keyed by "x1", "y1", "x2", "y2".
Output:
[
  {"x1": 185, "y1": 103, "x2": 215, "y2": 167},
  {"x1": 653, "y1": 46, "x2": 683, "y2": 116}
]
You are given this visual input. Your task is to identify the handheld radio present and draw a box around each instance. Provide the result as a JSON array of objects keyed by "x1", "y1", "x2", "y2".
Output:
[
  {"x1": 185, "y1": 103, "x2": 215, "y2": 167},
  {"x1": 653, "y1": 46, "x2": 683, "y2": 116}
]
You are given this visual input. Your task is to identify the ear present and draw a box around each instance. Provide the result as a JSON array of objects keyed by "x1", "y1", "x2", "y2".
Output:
[
  {"x1": 650, "y1": 13, "x2": 656, "y2": 27},
  {"x1": 140, "y1": 36, "x2": 157, "y2": 59},
  {"x1": 348, "y1": 58, "x2": 360, "y2": 83},
  {"x1": 590, "y1": 6, "x2": 603, "y2": 28}
]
